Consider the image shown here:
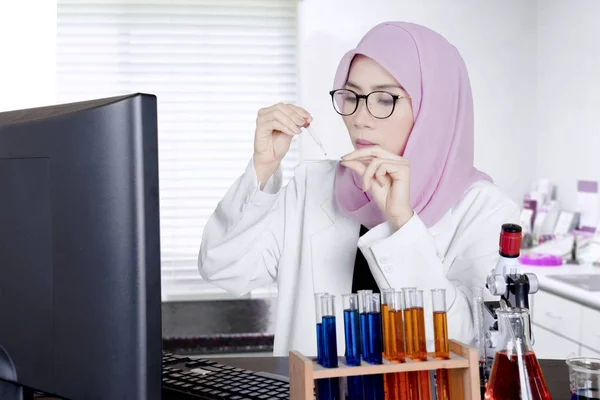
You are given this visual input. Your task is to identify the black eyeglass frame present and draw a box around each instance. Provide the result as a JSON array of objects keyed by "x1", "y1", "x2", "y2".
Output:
[{"x1": 328, "y1": 88, "x2": 409, "y2": 119}]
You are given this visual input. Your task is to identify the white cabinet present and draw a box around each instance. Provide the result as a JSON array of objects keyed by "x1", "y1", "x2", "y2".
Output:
[
  {"x1": 531, "y1": 290, "x2": 582, "y2": 339},
  {"x1": 532, "y1": 324, "x2": 580, "y2": 360},
  {"x1": 531, "y1": 289, "x2": 600, "y2": 359},
  {"x1": 580, "y1": 305, "x2": 600, "y2": 352}
]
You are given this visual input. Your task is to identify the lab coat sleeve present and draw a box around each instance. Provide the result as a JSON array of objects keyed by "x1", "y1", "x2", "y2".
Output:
[
  {"x1": 198, "y1": 157, "x2": 295, "y2": 296},
  {"x1": 357, "y1": 200, "x2": 519, "y2": 350}
]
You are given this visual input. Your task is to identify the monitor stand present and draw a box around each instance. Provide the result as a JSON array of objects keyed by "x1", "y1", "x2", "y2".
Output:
[{"x1": 0, "y1": 345, "x2": 22, "y2": 400}]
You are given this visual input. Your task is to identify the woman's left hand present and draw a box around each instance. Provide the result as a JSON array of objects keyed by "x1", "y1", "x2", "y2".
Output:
[{"x1": 340, "y1": 146, "x2": 414, "y2": 230}]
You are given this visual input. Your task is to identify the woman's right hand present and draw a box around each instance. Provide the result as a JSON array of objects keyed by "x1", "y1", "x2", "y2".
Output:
[{"x1": 253, "y1": 103, "x2": 312, "y2": 187}]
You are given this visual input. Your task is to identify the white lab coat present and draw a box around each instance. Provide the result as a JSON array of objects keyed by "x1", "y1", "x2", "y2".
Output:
[{"x1": 198, "y1": 158, "x2": 519, "y2": 357}]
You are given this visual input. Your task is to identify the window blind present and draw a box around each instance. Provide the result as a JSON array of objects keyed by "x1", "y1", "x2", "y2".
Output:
[{"x1": 56, "y1": 0, "x2": 299, "y2": 300}]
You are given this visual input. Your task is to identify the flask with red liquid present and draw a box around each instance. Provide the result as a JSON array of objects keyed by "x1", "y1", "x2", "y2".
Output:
[{"x1": 484, "y1": 307, "x2": 551, "y2": 400}]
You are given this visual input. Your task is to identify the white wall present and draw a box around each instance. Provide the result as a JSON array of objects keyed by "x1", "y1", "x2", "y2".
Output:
[
  {"x1": 296, "y1": 0, "x2": 538, "y2": 205},
  {"x1": 0, "y1": 1, "x2": 57, "y2": 112},
  {"x1": 536, "y1": 0, "x2": 600, "y2": 211}
]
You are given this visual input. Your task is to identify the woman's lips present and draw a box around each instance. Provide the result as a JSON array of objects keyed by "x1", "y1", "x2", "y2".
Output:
[{"x1": 356, "y1": 138, "x2": 376, "y2": 148}]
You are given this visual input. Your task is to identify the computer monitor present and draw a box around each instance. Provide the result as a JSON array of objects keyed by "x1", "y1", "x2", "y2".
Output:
[{"x1": 0, "y1": 93, "x2": 162, "y2": 400}]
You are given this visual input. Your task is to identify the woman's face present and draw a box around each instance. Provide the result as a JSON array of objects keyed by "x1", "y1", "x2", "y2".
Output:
[{"x1": 340, "y1": 55, "x2": 414, "y2": 158}]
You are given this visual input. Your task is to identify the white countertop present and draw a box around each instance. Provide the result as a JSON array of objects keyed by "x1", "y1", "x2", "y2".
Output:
[{"x1": 520, "y1": 263, "x2": 600, "y2": 311}]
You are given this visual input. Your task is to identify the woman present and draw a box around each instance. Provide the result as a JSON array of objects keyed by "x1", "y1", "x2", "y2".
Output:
[{"x1": 198, "y1": 21, "x2": 519, "y2": 357}]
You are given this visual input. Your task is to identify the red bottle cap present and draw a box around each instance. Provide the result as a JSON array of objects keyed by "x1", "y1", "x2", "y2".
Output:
[{"x1": 499, "y1": 223, "x2": 522, "y2": 257}]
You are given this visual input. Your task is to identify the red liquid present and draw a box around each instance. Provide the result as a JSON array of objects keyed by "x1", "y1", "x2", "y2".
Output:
[{"x1": 484, "y1": 350, "x2": 551, "y2": 400}]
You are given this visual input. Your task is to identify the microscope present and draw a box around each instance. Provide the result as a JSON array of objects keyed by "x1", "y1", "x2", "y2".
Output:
[{"x1": 481, "y1": 223, "x2": 539, "y2": 380}]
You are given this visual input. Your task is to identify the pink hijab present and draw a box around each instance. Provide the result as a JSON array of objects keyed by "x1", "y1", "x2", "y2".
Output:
[{"x1": 333, "y1": 21, "x2": 491, "y2": 229}]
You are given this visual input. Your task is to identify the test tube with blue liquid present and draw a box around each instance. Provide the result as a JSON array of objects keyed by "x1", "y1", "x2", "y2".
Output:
[
  {"x1": 321, "y1": 294, "x2": 339, "y2": 368},
  {"x1": 316, "y1": 294, "x2": 340, "y2": 400},
  {"x1": 315, "y1": 292, "x2": 327, "y2": 365},
  {"x1": 364, "y1": 293, "x2": 384, "y2": 400},
  {"x1": 357, "y1": 289, "x2": 372, "y2": 361},
  {"x1": 343, "y1": 294, "x2": 363, "y2": 400},
  {"x1": 366, "y1": 293, "x2": 383, "y2": 364}
]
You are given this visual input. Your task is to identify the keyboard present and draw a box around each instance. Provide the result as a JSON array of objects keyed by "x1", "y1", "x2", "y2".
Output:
[{"x1": 162, "y1": 352, "x2": 291, "y2": 400}]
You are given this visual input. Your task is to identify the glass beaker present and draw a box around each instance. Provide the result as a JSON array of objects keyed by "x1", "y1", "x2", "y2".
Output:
[
  {"x1": 566, "y1": 357, "x2": 600, "y2": 399},
  {"x1": 484, "y1": 307, "x2": 551, "y2": 400}
]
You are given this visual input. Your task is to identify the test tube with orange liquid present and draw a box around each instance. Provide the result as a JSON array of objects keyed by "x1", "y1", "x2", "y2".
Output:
[
  {"x1": 391, "y1": 290, "x2": 409, "y2": 400},
  {"x1": 382, "y1": 289, "x2": 400, "y2": 400},
  {"x1": 432, "y1": 289, "x2": 452, "y2": 400},
  {"x1": 404, "y1": 288, "x2": 431, "y2": 400}
]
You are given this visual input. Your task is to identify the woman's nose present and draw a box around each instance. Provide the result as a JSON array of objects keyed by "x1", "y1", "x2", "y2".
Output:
[{"x1": 352, "y1": 98, "x2": 373, "y2": 127}]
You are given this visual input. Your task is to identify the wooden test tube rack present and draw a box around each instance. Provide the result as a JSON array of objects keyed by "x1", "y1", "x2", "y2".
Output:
[{"x1": 289, "y1": 339, "x2": 480, "y2": 399}]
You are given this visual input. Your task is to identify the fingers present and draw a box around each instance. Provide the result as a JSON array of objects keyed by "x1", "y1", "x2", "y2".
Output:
[
  {"x1": 257, "y1": 109, "x2": 300, "y2": 137},
  {"x1": 260, "y1": 103, "x2": 312, "y2": 126},
  {"x1": 361, "y1": 158, "x2": 384, "y2": 192},
  {"x1": 287, "y1": 104, "x2": 313, "y2": 126},
  {"x1": 339, "y1": 159, "x2": 366, "y2": 179},
  {"x1": 342, "y1": 158, "x2": 406, "y2": 192},
  {"x1": 257, "y1": 103, "x2": 313, "y2": 136}
]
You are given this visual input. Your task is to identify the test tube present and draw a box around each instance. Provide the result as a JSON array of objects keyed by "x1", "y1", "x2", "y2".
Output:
[
  {"x1": 317, "y1": 294, "x2": 341, "y2": 400},
  {"x1": 357, "y1": 289, "x2": 372, "y2": 361},
  {"x1": 364, "y1": 293, "x2": 385, "y2": 400},
  {"x1": 315, "y1": 292, "x2": 326, "y2": 365},
  {"x1": 366, "y1": 293, "x2": 383, "y2": 364},
  {"x1": 402, "y1": 288, "x2": 417, "y2": 359},
  {"x1": 382, "y1": 288, "x2": 395, "y2": 361},
  {"x1": 392, "y1": 290, "x2": 410, "y2": 400},
  {"x1": 343, "y1": 294, "x2": 364, "y2": 400},
  {"x1": 414, "y1": 290, "x2": 431, "y2": 399},
  {"x1": 413, "y1": 290, "x2": 427, "y2": 361},
  {"x1": 432, "y1": 289, "x2": 449, "y2": 359},
  {"x1": 432, "y1": 289, "x2": 451, "y2": 400},
  {"x1": 342, "y1": 294, "x2": 361, "y2": 366},
  {"x1": 404, "y1": 288, "x2": 431, "y2": 400},
  {"x1": 321, "y1": 294, "x2": 338, "y2": 368},
  {"x1": 391, "y1": 291, "x2": 406, "y2": 363},
  {"x1": 382, "y1": 289, "x2": 398, "y2": 400}
]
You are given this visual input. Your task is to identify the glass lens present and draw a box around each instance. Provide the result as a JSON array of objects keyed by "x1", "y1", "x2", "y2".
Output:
[
  {"x1": 332, "y1": 89, "x2": 357, "y2": 116},
  {"x1": 367, "y1": 91, "x2": 395, "y2": 118}
]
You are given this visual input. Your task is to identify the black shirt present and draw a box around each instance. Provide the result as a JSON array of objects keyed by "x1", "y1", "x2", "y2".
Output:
[{"x1": 351, "y1": 225, "x2": 380, "y2": 294}]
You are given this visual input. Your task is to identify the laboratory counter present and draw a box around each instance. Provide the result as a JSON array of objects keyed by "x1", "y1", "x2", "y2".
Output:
[
  {"x1": 521, "y1": 263, "x2": 600, "y2": 310},
  {"x1": 209, "y1": 355, "x2": 571, "y2": 399},
  {"x1": 519, "y1": 263, "x2": 600, "y2": 360}
]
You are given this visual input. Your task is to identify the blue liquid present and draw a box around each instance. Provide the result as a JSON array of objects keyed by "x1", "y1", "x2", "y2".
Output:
[
  {"x1": 347, "y1": 376, "x2": 364, "y2": 400},
  {"x1": 571, "y1": 388, "x2": 599, "y2": 399},
  {"x1": 316, "y1": 323, "x2": 324, "y2": 365},
  {"x1": 363, "y1": 373, "x2": 385, "y2": 400},
  {"x1": 360, "y1": 312, "x2": 369, "y2": 361},
  {"x1": 367, "y1": 311, "x2": 382, "y2": 364},
  {"x1": 343, "y1": 309, "x2": 361, "y2": 366},
  {"x1": 322, "y1": 315, "x2": 338, "y2": 368},
  {"x1": 316, "y1": 378, "x2": 341, "y2": 400}
]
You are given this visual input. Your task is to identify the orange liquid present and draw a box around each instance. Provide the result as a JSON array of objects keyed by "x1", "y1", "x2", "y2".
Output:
[
  {"x1": 415, "y1": 307, "x2": 427, "y2": 361},
  {"x1": 407, "y1": 371, "x2": 420, "y2": 400},
  {"x1": 405, "y1": 307, "x2": 430, "y2": 399},
  {"x1": 397, "y1": 372, "x2": 410, "y2": 400},
  {"x1": 404, "y1": 308, "x2": 419, "y2": 400},
  {"x1": 403, "y1": 308, "x2": 415, "y2": 358},
  {"x1": 436, "y1": 369, "x2": 451, "y2": 400},
  {"x1": 385, "y1": 372, "x2": 410, "y2": 400},
  {"x1": 385, "y1": 310, "x2": 407, "y2": 400},
  {"x1": 392, "y1": 310, "x2": 406, "y2": 362},
  {"x1": 484, "y1": 350, "x2": 551, "y2": 400},
  {"x1": 384, "y1": 372, "x2": 397, "y2": 400},
  {"x1": 433, "y1": 311, "x2": 449, "y2": 359},
  {"x1": 418, "y1": 370, "x2": 431, "y2": 400},
  {"x1": 382, "y1": 304, "x2": 394, "y2": 360},
  {"x1": 433, "y1": 311, "x2": 451, "y2": 399}
]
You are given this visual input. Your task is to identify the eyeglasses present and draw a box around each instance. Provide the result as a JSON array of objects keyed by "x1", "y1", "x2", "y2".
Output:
[{"x1": 329, "y1": 88, "x2": 409, "y2": 119}]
